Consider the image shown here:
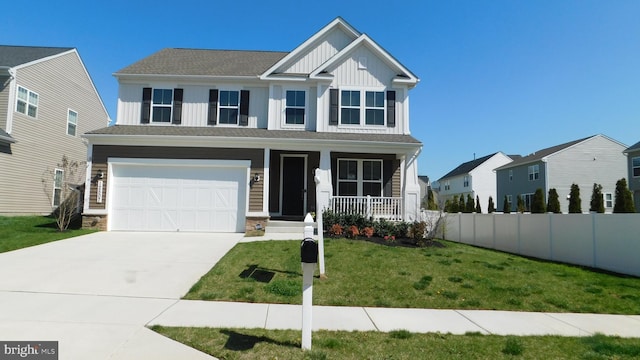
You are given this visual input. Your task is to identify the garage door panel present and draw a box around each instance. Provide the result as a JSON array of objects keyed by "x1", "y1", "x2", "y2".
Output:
[{"x1": 110, "y1": 163, "x2": 246, "y2": 232}]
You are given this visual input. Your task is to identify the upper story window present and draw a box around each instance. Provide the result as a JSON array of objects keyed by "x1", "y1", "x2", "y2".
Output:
[
  {"x1": 365, "y1": 91, "x2": 384, "y2": 125},
  {"x1": 337, "y1": 159, "x2": 383, "y2": 196},
  {"x1": 509, "y1": 170, "x2": 513, "y2": 182},
  {"x1": 67, "y1": 109, "x2": 78, "y2": 136},
  {"x1": 285, "y1": 90, "x2": 305, "y2": 125},
  {"x1": 219, "y1": 90, "x2": 239, "y2": 125},
  {"x1": 633, "y1": 157, "x2": 640, "y2": 177},
  {"x1": 444, "y1": 180, "x2": 450, "y2": 191},
  {"x1": 528, "y1": 164, "x2": 539, "y2": 181},
  {"x1": 53, "y1": 169, "x2": 63, "y2": 207},
  {"x1": 152, "y1": 89, "x2": 173, "y2": 122},
  {"x1": 16, "y1": 86, "x2": 39, "y2": 118},
  {"x1": 463, "y1": 176, "x2": 469, "y2": 187},
  {"x1": 340, "y1": 90, "x2": 360, "y2": 125}
]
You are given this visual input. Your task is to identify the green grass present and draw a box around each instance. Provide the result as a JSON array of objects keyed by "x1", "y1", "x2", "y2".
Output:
[
  {"x1": 152, "y1": 326, "x2": 640, "y2": 360},
  {"x1": 0, "y1": 216, "x2": 96, "y2": 253},
  {"x1": 185, "y1": 238, "x2": 640, "y2": 314}
]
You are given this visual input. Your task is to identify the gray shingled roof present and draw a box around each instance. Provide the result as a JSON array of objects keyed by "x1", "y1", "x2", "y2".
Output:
[
  {"x1": 496, "y1": 135, "x2": 594, "y2": 170},
  {"x1": 439, "y1": 153, "x2": 498, "y2": 180},
  {"x1": 85, "y1": 125, "x2": 421, "y2": 144},
  {"x1": 0, "y1": 45, "x2": 73, "y2": 67},
  {"x1": 115, "y1": 48, "x2": 289, "y2": 77},
  {"x1": 624, "y1": 141, "x2": 640, "y2": 153}
]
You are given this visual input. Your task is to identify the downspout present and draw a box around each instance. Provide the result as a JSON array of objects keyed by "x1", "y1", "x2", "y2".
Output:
[{"x1": 1, "y1": 67, "x2": 16, "y2": 134}]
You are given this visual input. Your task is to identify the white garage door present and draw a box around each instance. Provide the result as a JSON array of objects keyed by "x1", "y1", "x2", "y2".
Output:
[{"x1": 109, "y1": 159, "x2": 248, "y2": 232}]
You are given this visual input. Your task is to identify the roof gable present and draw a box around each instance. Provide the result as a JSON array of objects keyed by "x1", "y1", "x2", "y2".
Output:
[
  {"x1": 624, "y1": 140, "x2": 640, "y2": 154},
  {"x1": 439, "y1": 153, "x2": 499, "y2": 180},
  {"x1": 0, "y1": 45, "x2": 73, "y2": 68}
]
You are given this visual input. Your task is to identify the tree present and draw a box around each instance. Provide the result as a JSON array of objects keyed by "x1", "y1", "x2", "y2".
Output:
[
  {"x1": 426, "y1": 188, "x2": 438, "y2": 210},
  {"x1": 449, "y1": 195, "x2": 459, "y2": 213},
  {"x1": 589, "y1": 183, "x2": 605, "y2": 213},
  {"x1": 516, "y1": 195, "x2": 525, "y2": 213},
  {"x1": 475, "y1": 195, "x2": 482, "y2": 213},
  {"x1": 568, "y1": 183, "x2": 582, "y2": 213},
  {"x1": 503, "y1": 195, "x2": 511, "y2": 214},
  {"x1": 458, "y1": 195, "x2": 465, "y2": 213},
  {"x1": 531, "y1": 188, "x2": 546, "y2": 213},
  {"x1": 547, "y1": 188, "x2": 561, "y2": 213},
  {"x1": 488, "y1": 196, "x2": 495, "y2": 213},
  {"x1": 464, "y1": 194, "x2": 474, "y2": 213},
  {"x1": 614, "y1": 178, "x2": 636, "y2": 213},
  {"x1": 41, "y1": 155, "x2": 85, "y2": 231}
]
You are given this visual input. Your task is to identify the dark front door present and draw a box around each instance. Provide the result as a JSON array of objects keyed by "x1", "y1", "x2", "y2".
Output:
[{"x1": 282, "y1": 156, "x2": 305, "y2": 216}]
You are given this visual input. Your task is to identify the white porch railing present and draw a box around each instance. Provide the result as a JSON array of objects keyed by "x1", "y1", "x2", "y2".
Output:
[{"x1": 329, "y1": 195, "x2": 403, "y2": 221}]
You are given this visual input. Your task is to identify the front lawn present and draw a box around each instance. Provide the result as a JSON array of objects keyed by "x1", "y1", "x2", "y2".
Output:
[
  {"x1": 0, "y1": 216, "x2": 96, "y2": 253},
  {"x1": 153, "y1": 326, "x2": 640, "y2": 360},
  {"x1": 185, "y1": 238, "x2": 640, "y2": 314}
]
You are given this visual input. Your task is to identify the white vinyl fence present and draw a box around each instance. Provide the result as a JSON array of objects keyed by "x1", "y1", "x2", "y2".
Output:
[{"x1": 428, "y1": 212, "x2": 640, "y2": 277}]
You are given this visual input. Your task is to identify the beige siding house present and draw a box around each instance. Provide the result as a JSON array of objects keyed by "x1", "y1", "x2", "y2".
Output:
[
  {"x1": 83, "y1": 17, "x2": 423, "y2": 232},
  {"x1": 0, "y1": 46, "x2": 110, "y2": 215}
]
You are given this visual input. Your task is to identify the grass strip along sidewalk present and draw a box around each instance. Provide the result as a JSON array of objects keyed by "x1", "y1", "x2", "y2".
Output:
[{"x1": 0, "y1": 216, "x2": 96, "y2": 253}]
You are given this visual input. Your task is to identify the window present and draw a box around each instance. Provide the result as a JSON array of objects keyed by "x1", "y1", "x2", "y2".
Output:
[
  {"x1": 506, "y1": 195, "x2": 513, "y2": 205},
  {"x1": 463, "y1": 176, "x2": 469, "y2": 187},
  {"x1": 285, "y1": 90, "x2": 305, "y2": 125},
  {"x1": 67, "y1": 109, "x2": 78, "y2": 136},
  {"x1": 528, "y1": 164, "x2": 539, "y2": 181},
  {"x1": 16, "y1": 86, "x2": 39, "y2": 118},
  {"x1": 337, "y1": 159, "x2": 383, "y2": 196},
  {"x1": 152, "y1": 89, "x2": 172, "y2": 122},
  {"x1": 365, "y1": 91, "x2": 384, "y2": 125},
  {"x1": 509, "y1": 170, "x2": 513, "y2": 182},
  {"x1": 444, "y1": 180, "x2": 450, "y2": 191},
  {"x1": 633, "y1": 157, "x2": 640, "y2": 177},
  {"x1": 53, "y1": 169, "x2": 63, "y2": 207},
  {"x1": 341, "y1": 90, "x2": 360, "y2": 125},
  {"x1": 219, "y1": 90, "x2": 239, "y2": 125},
  {"x1": 605, "y1": 193, "x2": 613, "y2": 208},
  {"x1": 523, "y1": 193, "x2": 534, "y2": 212}
]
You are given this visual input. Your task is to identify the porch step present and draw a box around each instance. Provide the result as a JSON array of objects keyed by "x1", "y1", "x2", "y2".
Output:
[{"x1": 266, "y1": 220, "x2": 316, "y2": 234}]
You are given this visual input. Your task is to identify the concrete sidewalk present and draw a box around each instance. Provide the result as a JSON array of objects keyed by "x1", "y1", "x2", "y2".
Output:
[{"x1": 149, "y1": 300, "x2": 640, "y2": 338}]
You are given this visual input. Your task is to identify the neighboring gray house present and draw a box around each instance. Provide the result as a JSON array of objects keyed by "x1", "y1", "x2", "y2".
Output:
[
  {"x1": 496, "y1": 135, "x2": 627, "y2": 213},
  {"x1": 623, "y1": 141, "x2": 640, "y2": 212},
  {"x1": 82, "y1": 17, "x2": 422, "y2": 232},
  {"x1": 0, "y1": 45, "x2": 110, "y2": 215},
  {"x1": 438, "y1": 152, "x2": 514, "y2": 212},
  {"x1": 418, "y1": 175, "x2": 432, "y2": 207}
]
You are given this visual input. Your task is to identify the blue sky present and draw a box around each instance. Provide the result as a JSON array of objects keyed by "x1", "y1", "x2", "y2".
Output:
[{"x1": 2, "y1": 0, "x2": 638, "y2": 180}]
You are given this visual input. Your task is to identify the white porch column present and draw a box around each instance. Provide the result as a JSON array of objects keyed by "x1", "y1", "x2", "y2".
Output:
[
  {"x1": 263, "y1": 148, "x2": 270, "y2": 213},
  {"x1": 403, "y1": 149, "x2": 421, "y2": 222}
]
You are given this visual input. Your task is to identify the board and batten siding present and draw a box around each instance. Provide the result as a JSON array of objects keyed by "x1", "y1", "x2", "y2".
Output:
[
  {"x1": 279, "y1": 28, "x2": 355, "y2": 74},
  {"x1": 88, "y1": 145, "x2": 264, "y2": 213},
  {"x1": 0, "y1": 75, "x2": 10, "y2": 130},
  {"x1": 0, "y1": 51, "x2": 109, "y2": 214},
  {"x1": 546, "y1": 136, "x2": 627, "y2": 213}
]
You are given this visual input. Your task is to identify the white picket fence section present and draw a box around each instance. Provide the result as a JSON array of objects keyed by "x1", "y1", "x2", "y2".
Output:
[{"x1": 425, "y1": 211, "x2": 640, "y2": 277}]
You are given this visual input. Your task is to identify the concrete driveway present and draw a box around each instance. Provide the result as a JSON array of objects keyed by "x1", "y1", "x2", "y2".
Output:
[{"x1": 0, "y1": 231, "x2": 243, "y2": 359}]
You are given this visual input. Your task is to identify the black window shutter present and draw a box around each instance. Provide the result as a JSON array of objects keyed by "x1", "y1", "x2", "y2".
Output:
[
  {"x1": 329, "y1": 89, "x2": 338, "y2": 125},
  {"x1": 172, "y1": 88, "x2": 183, "y2": 124},
  {"x1": 141, "y1": 87, "x2": 152, "y2": 124},
  {"x1": 239, "y1": 90, "x2": 250, "y2": 126},
  {"x1": 386, "y1": 90, "x2": 396, "y2": 128},
  {"x1": 208, "y1": 89, "x2": 218, "y2": 125},
  {"x1": 383, "y1": 159, "x2": 393, "y2": 197}
]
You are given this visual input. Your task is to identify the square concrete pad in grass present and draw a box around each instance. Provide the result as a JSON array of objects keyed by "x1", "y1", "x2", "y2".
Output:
[
  {"x1": 457, "y1": 310, "x2": 587, "y2": 336},
  {"x1": 364, "y1": 308, "x2": 487, "y2": 334}
]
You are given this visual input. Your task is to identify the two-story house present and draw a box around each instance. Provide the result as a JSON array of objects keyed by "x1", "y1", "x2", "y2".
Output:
[
  {"x1": 82, "y1": 17, "x2": 422, "y2": 233},
  {"x1": 496, "y1": 135, "x2": 627, "y2": 213},
  {"x1": 0, "y1": 46, "x2": 109, "y2": 215},
  {"x1": 623, "y1": 141, "x2": 640, "y2": 212},
  {"x1": 437, "y1": 152, "x2": 514, "y2": 211}
]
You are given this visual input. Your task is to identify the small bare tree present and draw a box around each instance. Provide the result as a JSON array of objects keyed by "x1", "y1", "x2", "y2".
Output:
[{"x1": 42, "y1": 155, "x2": 85, "y2": 231}]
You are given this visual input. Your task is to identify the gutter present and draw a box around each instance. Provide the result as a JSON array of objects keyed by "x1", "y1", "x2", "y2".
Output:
[{"x1": 0, "y1": 66, "x2": 15, "y2": 78}]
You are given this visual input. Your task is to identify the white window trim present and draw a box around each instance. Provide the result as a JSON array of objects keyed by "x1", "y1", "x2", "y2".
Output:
[
  {"x1": 509, "y1": 170, "x2": 513, "y2": 182},
  {"x1": 632, "y1": 156, "x2": 640, "y2": 178},
  {"x1": 444, "y1": 180, "x2": 450, "y2": 191},
  {"x1": 528, "y1": 164, "x2": 539, "y2": 181},
  {"x1": 338, "y1": 87, "x2": 386, "y2": 128},
  {"x1": 604, "y1": 192, "x2": 613, "y2": 208},
  {"x1": 463, "y1": 176, "x2": 469, "y2": 187},
  {"x1": 67, "y1": 108, "x2": 78, "y2": 136},
  {"x1": 217, "y1": 89, "x2": 241, "y2": 127},
  {"x1": 336, "y1": 158, "x2": 384, "y2": 197},
  {"x1": 282, "y1": 89, "x2": 307, "y2": 128},
  {"x1": 53, "y1": 168, "x2": 63, "y2": 207},
  {"x1": 16, "y1": 85, "x2": 39, "y2": 118},
  {"x1": 506, "y1": 195, "x2": 513, "y2": 204},
  {"x1": 151, "y1": 88, "x2": 173, "y2": 123},
  {"x1": 522, "y1": 193, "x2": 534, "y2": 212}
]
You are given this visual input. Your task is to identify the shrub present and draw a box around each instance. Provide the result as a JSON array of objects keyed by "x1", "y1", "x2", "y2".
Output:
[
  {"x1": 614, "y1": 178, "x2": 636, "y2": 213},
  {"x1": 503, "y1": 195, "x2": 511, "y2": 214},
  {"x1": 329, "y1": 224, "x2": 343, "y2": 236},
  {"x1": 547, "y1": 188, "x2": 561, "y2": 213},
  {"x1": 362, "y1": 226, "x2": 374, "y2": 238},
  {"x1": 394, "y1": 221, "x2": 410, "y2": 238},
  {"x1": 409, "y1": 221, "x2": 427, "y2": 245},
  {"x1": 322, "y1": 210, "x2": 339, "y2": 230},
  {"x1": 475, "y1": 195, "x2": 482, "y2": 213},
  {"x1": 488, "y1": 196, "x2": 495, "y2": 213},
  {"x1": 345, "y1": 225, "x2": 359, "y2": 238},
  {"x1": 531, "y1": 188, "x2": 546, "y2": 213},
  {"x1": 373, "y1": 218, "x2": 395, "y2": 237},
  {"x1": 516, "y1": 195, "x2": 525, "y2": 213},
  {"x1": 569, "y1": 183, "x2": 582, "y2": 213},
  {"x1": 590, "y1": 183, "x2": 605, "y2": 213}
]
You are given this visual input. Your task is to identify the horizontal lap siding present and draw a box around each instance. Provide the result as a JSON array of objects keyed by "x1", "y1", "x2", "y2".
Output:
[
  {"x1": 89, "y1": 145, "x2": 264, "y2": 212},
  {"x1": 0, "y1": 75, "x2": 9, "y2": 129}
]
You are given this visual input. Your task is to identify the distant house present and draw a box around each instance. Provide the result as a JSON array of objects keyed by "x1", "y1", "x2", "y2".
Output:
[
  {"x1": 438, "y1": 152, "x2": 514, "y2": 211},
  {"x1": 418, "y1": 175, "x2": 432, "y2": 206},
  {"x1": 82, "y1": 17, "x2": 422, "y2": 232},
  {"x1": 0, "y1": 45, "x2": 110, "y2": 215},
  {"x1": 623, "y1": 141, "x2": 640, "y2": 212},
  {"x1": 496, "y1": 135, "x2": 627, "y2": 213}
]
